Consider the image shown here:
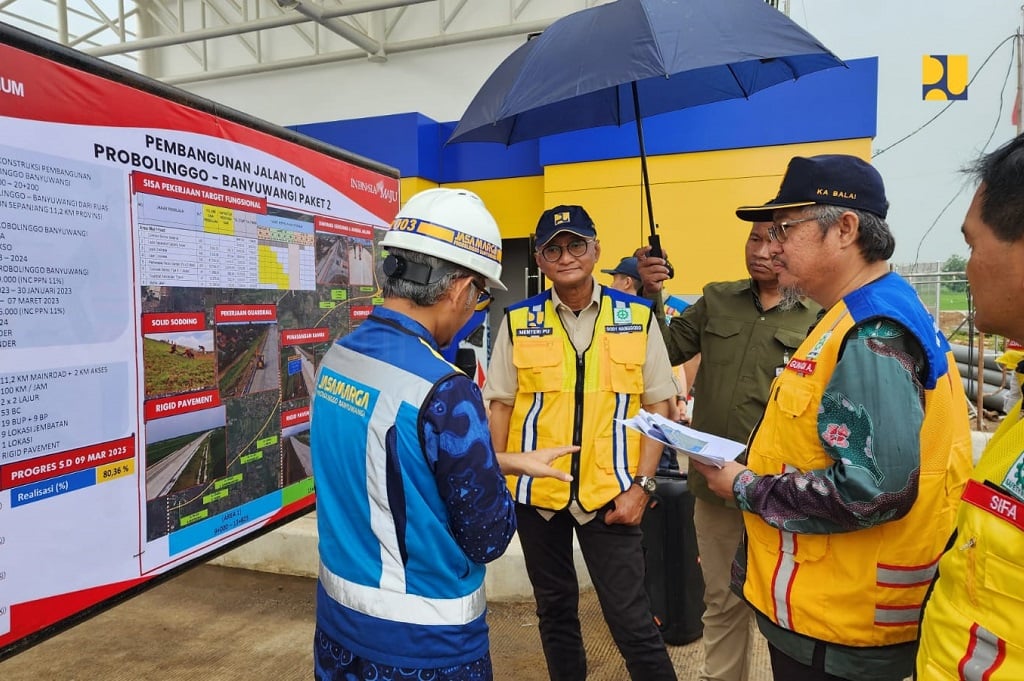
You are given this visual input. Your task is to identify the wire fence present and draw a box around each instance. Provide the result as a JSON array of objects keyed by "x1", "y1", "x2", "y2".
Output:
[
  {"x1": 894, "y1": 264, "x2": 971, "y2": 338},
  {"x1": 897, "y1": 265, "x2": 1017, "y2": 422}
]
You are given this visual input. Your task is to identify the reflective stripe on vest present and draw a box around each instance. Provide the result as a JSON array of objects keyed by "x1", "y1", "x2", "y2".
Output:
[
  {"x1": 771, "y1": 464, "x2": 799, "y2": 630},
  {"x1": 876, "y1": 558, "x2": 940, "y2": 588},
  {"x1": 611, "y1": 391, "x2": 632, "y2": 491},
  {"x1": 958, "y1": 624, "x2": 1007, "y2": 681},
  {"x1": 319, "y1": 561, "x2": 486, "y2": 626},
  {"x1": 513, "y1": 392, "x2": 544, "y2": 505},
  {"x1": 875, "y1": 604, "x2": 922, "y2": 627}
]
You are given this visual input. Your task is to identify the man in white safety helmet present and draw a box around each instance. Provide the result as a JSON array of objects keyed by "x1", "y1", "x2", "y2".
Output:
[{"x1": 310, "y1": 188, "x2": 576, "y2": 681}]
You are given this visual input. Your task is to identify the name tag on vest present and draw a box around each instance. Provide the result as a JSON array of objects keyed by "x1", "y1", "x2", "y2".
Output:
[
  {"x1": 962, "y1": 479, "x2": 1024, "y2": 533},
  {"x1": 604, "y1": 324, "x2": 643, "y2": 334},
  {"x1": 786, "y1": 358, "x2": 817, "y2": 376},
  {"x1": 516, "y1": 327, "x2": 553, "y2": 337}
]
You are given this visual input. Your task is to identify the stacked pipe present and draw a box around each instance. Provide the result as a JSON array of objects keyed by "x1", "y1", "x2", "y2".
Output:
[{"x1": 950, "y1": 343, "x2": 1007, "y2": 412}]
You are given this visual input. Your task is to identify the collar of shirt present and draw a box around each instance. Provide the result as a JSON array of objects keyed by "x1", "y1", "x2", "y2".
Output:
[
  {"x1": 370, "y1": 306, "x2": 440, "y2": 352},
  {"x1": 549, "y1": 277, "x2": 601, "y2": 314},
  {"x1": 741, "y1": 278, "x2": 766, "y2": 314}
]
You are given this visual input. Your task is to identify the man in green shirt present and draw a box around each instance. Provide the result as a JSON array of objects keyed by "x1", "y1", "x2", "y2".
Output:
[{"x1": 637, "y1": 221, "x2": 819, "y2": 681}]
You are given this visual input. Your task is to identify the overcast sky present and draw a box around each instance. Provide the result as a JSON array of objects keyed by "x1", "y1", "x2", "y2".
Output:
[{"x1": 788, "y1": 0, "x2": 1021, "y2": 266}]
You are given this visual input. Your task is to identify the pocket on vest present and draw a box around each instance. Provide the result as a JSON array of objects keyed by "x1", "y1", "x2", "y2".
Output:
[
  {"x1": 513, "y1": 337, "x2": 563, "y2": 393},
  {"x1": 602, "y1": 332, "x2": 645, "y2": 394}
]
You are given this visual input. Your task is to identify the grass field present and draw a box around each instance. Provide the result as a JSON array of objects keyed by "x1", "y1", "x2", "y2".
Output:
[
  {"x1": 938, "y1": 287, "x2": 969, "y2": 311},
  {"x1": 144, "y1": 337, "x2": 216, "y2": 397}
]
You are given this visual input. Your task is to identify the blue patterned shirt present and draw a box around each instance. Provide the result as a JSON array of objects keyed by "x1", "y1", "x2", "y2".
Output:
[{"x1": 422, "y1": 372, "x2": 516, "y2": 563}]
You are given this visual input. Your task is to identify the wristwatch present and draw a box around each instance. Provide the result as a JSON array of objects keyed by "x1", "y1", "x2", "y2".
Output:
[{"x1": 632, "y1": 475, "x2": 657, "y2": 495}]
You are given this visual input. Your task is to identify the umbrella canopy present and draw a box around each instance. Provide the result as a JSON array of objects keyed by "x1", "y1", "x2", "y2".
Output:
[{"x1": 449, "y1": 0, "x2": 845, "y2": 145}]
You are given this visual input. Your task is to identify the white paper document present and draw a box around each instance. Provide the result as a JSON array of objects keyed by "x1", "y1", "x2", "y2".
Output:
[{"x1": 618, "y1": 409, "x2": 745, "y2": 468}]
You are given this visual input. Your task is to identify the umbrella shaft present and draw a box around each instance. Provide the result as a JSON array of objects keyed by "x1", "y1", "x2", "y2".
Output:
[{"x1": 631, "y1": 82, "x2": 660, "y2": 256}]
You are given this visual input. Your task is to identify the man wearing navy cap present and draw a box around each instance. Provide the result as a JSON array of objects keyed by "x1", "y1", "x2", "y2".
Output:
[
  {"x1": 602, "y1": 256, "x2": 643, "y2": 293},
  {"x1": 637, "y1": 211, "x2": 820, "y2": 681},
  {"x1": 484, "y1": 205, "x2": 679, "y2": 680},
  {"x1": 691, "y1": 155, "x2": 973, "y2": 681}
]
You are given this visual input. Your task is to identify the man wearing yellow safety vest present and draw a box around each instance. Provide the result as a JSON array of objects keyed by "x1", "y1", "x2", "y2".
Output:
[
  {"x1": 484, "y1": 205, "x2": 680, "y2": 681},
  {"x1": 916, "y1": 134, "x2": 1024, "y2": 680},
  {"x1": 694, "y1": 155, "x2": 973, "y2": 681}
]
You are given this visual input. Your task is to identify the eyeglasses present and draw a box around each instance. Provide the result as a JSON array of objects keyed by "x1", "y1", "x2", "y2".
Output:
[
  {"x1": 469, "y1": 278, "x2": 493, "y2": 311},
  {"x1": 766, "y1": 216, "x2": 820, "y2": 244},
  {"x1": 538, "y1": 238, "x2": 594, "y2": 262}
]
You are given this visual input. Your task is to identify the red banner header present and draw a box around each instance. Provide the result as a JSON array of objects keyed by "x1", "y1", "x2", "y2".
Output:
[
  {"x1": 142, "y1": 312, "x2": 207, "y2": 334},
  {"x1": 281, "y1": 406, "x2": 311, "y2": 428},
  {"x1": 131, "y1": 171, "x2": 267, "y2": 213},
  {"x1": 350, "y1": 306, "x2": 374, "y2": 321},
  {"x1": 315, "y1": 216, "x2": 376, "y2": 239},
  {"x1": 1, "y1": 436, "x2": 135, "y2": 490},
  {"x1": 281, "y1": 328, "x2": 330, "y2": 346},
  {"x1": 214, "y1": 305, "x2": 277, "y2": 323},
  {"x1": 144, "y1": 389, "x2": 222, "y2": 421}
]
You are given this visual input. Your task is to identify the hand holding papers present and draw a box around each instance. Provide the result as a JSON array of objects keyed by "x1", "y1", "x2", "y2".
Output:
[{"x1": 619, "y1": 410, "x2": 745, "y2": 468}]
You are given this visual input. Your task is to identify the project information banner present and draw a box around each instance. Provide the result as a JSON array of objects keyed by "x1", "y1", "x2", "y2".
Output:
[{"x1": 0, "y1": 27, "x2": 399, "y2": 657}]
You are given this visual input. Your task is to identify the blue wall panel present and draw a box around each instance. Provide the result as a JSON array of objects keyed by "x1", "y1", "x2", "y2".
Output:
[
  {"x1": 291, "y1": 112, "x2": 438, "y2": 179},
  {"x1": 537, "y1": 58, "x2": 877, "y2": 166},
  {"x1": 438, "y1": 121, "x2": 542, "y2": 183}
]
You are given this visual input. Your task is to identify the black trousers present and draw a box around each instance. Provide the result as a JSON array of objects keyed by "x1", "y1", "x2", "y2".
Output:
[
  {"x1": 768, "y1": 642, "x2": 849, "y2": 681},
  {"x1": 515, "y1": 503, "x2": 677, "y2": 681}
]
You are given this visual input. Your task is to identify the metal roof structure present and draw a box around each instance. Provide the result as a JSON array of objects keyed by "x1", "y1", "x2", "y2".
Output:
[{"x1": 0, "y1": 0, "x2": 787, "y2": 84}]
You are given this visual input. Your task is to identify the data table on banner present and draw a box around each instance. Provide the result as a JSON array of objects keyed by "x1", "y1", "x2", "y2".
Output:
[{"x1": 136, "y1": 193, "x2": 316, "y2": 291}]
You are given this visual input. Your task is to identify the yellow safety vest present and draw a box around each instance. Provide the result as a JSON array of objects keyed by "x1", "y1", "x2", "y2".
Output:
[
  {"x1": 505, "y1": 287, "x2": 650, "y2": 511},
  {"x1": 742, "y1": 276, "x2": 972, "y2": 647},
  {"x1": 917, "y1": 400, "x2": 1024, "y2": 680}
]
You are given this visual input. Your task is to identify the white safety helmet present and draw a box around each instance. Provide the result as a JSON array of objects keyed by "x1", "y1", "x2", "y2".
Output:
[{"x1": 381, "y1": 188, "x2": 507, "y2": 291}]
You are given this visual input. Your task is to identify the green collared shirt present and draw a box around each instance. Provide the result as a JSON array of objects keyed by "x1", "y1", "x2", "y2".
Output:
[{"x1": 652, "y1": 279, "x2": 820, "y2": 505}]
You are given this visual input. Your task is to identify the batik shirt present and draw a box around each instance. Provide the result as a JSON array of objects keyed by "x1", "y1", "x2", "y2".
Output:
[{"x1": 734, "y1": 318, "x2": 927, "y2": 681}]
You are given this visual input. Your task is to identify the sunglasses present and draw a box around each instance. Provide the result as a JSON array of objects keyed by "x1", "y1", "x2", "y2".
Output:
[{"x1": 469, "y1": 278, "x2": 493, "y2": 311}]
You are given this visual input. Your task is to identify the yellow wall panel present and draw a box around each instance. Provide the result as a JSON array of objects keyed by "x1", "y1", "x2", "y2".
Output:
[
  {"x1": 441, "y1": 176, "x2": 546, "y2": 239},
  {"x1": 546, "y1": 139, "x2": 872, "y2": 193},
  {"x1": 399, "y1": 176, "x2": 437, "y2": 204},
  {"x1": 543, "y1": 138, "x2": 872, "y2": 295},
  {"x1": 399, "y1": 138, "x2": 872, "y2": 297}
]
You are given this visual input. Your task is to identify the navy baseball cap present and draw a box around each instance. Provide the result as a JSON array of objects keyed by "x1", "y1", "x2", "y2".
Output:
[
  {"x1": 535, "y1": 205, "x2": 597, "y2": 248},
  {"x1": 736, "y1": 154, "x2": 889, "y2": 222},
  {"x1": 601, "y1": 257, "x2": 640, "y2": 280}
]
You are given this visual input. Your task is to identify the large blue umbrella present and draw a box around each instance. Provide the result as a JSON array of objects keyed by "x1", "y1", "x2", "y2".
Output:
[{"x1": 448, "y1": 0, "x2": 845, "y2": 255}]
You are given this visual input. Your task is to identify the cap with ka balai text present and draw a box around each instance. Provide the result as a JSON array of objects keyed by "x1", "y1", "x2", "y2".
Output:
[{"x1": 736, "y1": 154, "x2": 889, "y2": 222}]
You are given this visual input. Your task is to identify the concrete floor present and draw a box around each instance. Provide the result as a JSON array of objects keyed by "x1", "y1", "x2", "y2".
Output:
[{"x1": 0, "y1": 563, "x2": 772, "y2": 681}]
